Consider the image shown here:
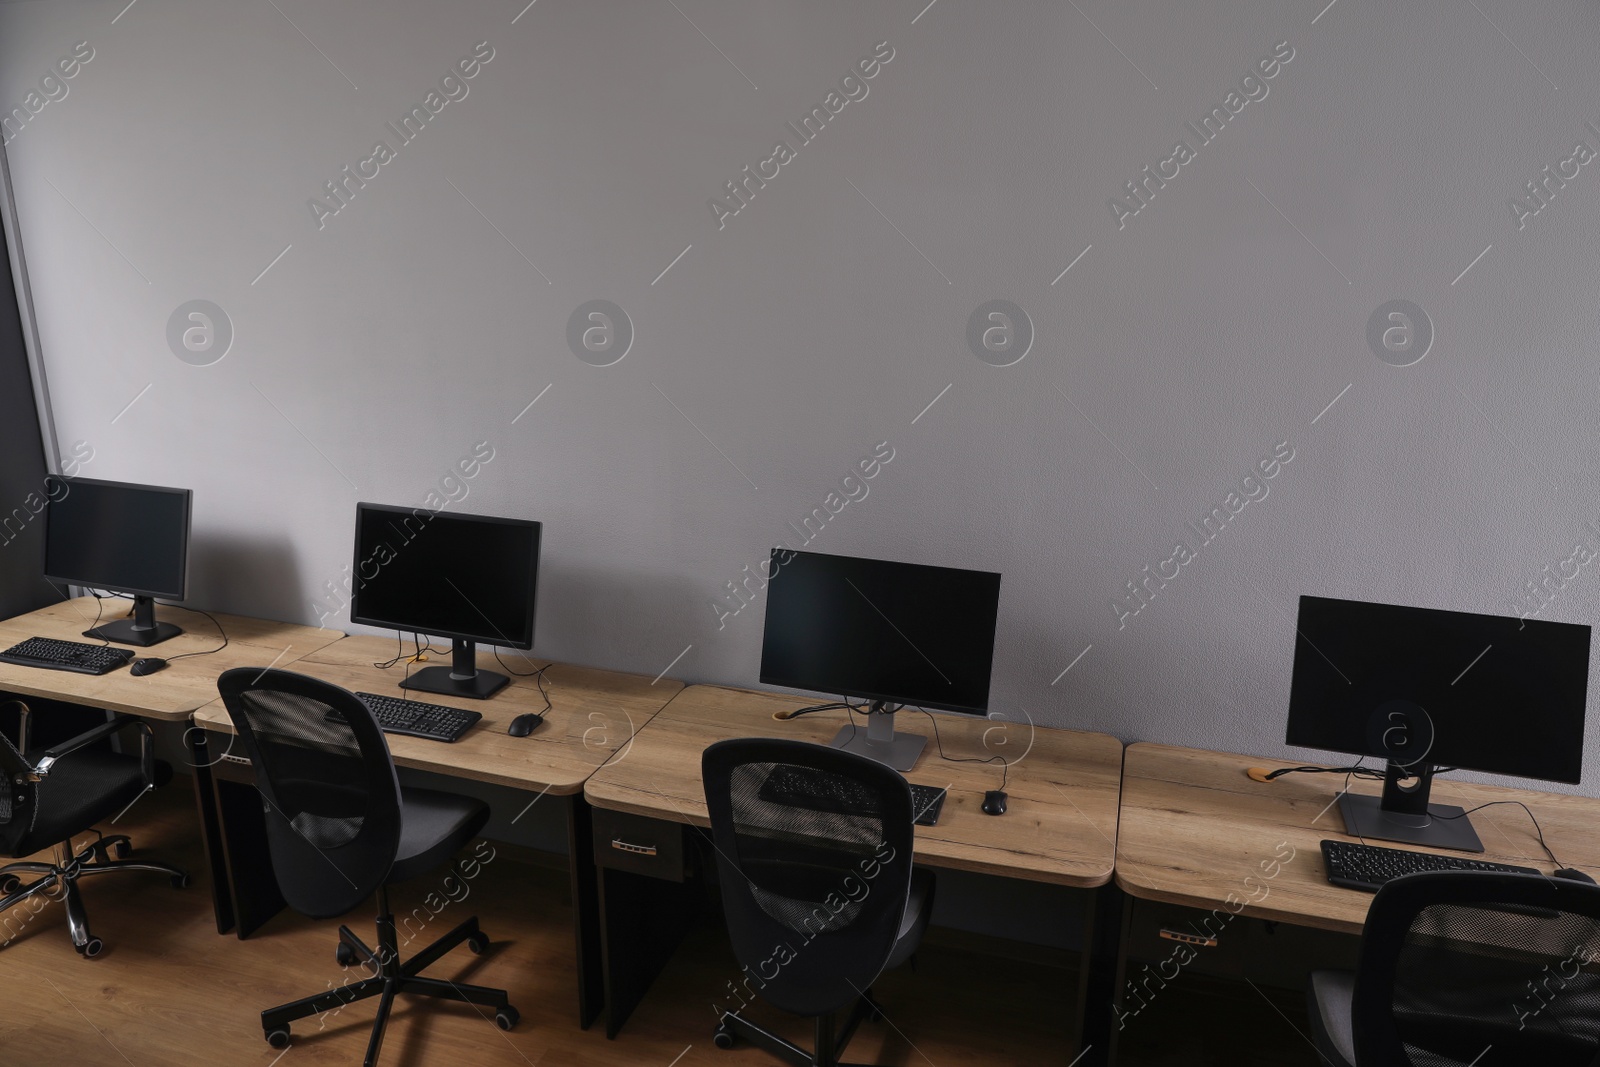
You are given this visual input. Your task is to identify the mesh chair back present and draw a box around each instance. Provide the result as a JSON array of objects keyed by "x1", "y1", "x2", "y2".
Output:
[
  {"x1": 1353, "y1": 871, "x2": 1600, "y2": 1067},
  {"x1": 216, "y1": 668, "x2": 402, "y2": 919},
  {"x1": 702, "y1": 738, "x2": 917, "y2": 1018}
]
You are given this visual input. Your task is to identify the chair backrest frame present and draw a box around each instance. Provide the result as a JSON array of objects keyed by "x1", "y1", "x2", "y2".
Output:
[
  {"x1": 216, "y1": 667, "x2": 403, "y2": 919},
  {"x1": 1353, "y1": 870, "x2": 1600, "y2": 1067},
  {"x1": 702, "y1": 736, "x2": 918, "y2": 1019}
]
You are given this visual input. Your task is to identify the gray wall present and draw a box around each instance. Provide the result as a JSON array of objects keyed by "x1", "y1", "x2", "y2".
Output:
[{"x1": 3, "y1": 0, "x2": 1599, "y2": 792}]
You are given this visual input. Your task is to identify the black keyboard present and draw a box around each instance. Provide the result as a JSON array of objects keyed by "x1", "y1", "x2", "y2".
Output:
[
  {"x1": 1322, "y1": 839, "x2": 1539, "y2": 892},
  {"x1": 327, "y1": 693, "x2": 481, "y2": 743},
  {"x1": 759, "y1": 764, "x2": 948, "y2": 827},
  {"x1": 0, "y1": 637, "x2": 134, "y2": 676}
]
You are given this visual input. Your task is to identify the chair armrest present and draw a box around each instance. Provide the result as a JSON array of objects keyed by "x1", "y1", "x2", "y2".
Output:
[{"x1": 32, "y1": 715, "x2": 148, "y2": 780}]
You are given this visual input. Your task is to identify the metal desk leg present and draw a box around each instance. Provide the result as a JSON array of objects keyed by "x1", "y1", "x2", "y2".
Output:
[
  {"x1": 1075, "y1": 881, "x2": 1129, "y2": 1066},
  {"x1": 187, "y1": 729, "x2": 235, "y2": 935},
  {"x1": 566, "y1": 795, "x2": 604, "y2": 1030}
]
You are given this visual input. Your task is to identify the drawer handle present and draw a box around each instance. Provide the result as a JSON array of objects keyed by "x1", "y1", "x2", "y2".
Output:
[{"x1": 611, "y1": 838, "x2": 657, "y2": 857}]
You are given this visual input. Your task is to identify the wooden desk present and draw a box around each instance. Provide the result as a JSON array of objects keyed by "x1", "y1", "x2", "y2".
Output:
[
  {"x1": 1117, "y1": 741, "x2": 1600, "y2": 936},
  {"x1": 582, "y1": 683, "x2": 1125, "y2": 1057},
  {"x1": 0, "y1": 597, "x2": 341, "y2": 720},
  {"x1": 189, "y1": 634, "x2": 685, "y2": 1029},
  {"x1": 1101, "y1": 742, "x2": 1600, "y2": 1064}
]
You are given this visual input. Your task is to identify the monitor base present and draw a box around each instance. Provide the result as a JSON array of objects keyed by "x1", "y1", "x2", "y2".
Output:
[
  {"x1": 1337, "y1": 792, "x2": 1484, "y2": 853},
  {"x1": 828, "y1": 723, "x2": 927, "y2": 772},
  {"x1": 84, "y1": 619, "x2": 183, "y2": 647},
  {"x1": 401, "y1": 665, "x2": 510, "y2": 700}
]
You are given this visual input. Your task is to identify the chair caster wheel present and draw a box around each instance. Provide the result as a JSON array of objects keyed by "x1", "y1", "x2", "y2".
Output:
[
  {"x1": 714, "y1": 1025, "x2": 735, "y2": 1049},
  {"x1": 265, "y1": 1027, "x2": 290, "y2": 1049},
  {"x1": 494, "y1": 1006, "x2": 519, "y2": 1031},
  {"x1": 170, "y1": 873, "x2": 190, "y2": 890},
  {"x1": 467, "y1": 932, "x2": 490, "y2": 955},
  {"x1": 0, "y1": 875, "x2": 21, "y2": 895},
  {"x1": 76, "y1": 937, "x2": 104, "y2": 958},
  {"x1": 336, "y1": 942, "x2": 359, "y2": 968}
]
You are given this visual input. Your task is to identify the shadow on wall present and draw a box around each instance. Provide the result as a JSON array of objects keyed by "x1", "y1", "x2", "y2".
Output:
[
  {"x1": 534, "y1": 559, "x2": 705, "y2": 680},
  {"x1": 187, "y1": 534, "x2": 303, "y2": 626}
]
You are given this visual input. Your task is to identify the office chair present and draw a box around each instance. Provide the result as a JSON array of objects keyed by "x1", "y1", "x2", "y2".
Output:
[
  {"x1": 701, "y1": 738, "x2": 935, "y2": 1067},
  {"x1": 0, "y1": 703, "x2": 187, "y2": 957},
  {"x1": 1308, "y1": 870, "x2": 1600, "y2": 1066},
  {"x1": 215, "y1": 668, "x2": 518, "y2": 1066}
]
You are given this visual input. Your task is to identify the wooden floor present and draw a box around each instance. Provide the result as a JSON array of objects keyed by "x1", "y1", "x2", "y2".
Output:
[{"x1": 0, "y1": 782, "x2": 1322, "y2": 1066}]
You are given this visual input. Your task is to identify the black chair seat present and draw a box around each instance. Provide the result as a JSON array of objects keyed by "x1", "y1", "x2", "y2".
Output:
[
  {"x1": 1306, "y1": 969, "x2": 1356, "y2": 1067},
  {"x1": 884, "y1": 867, "x2": 935, "y2": 971},
  {"x1": 16, "y1": 750, "x2": 146, "y2": 856},
  {"x1": 390, "y1": 787, "x2": 490, "y2": 884}
]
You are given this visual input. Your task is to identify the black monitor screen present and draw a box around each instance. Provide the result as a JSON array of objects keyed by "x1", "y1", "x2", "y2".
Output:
[
  {"x1": 1286, "y1": 595, "x2": 1591, "y2": 784},
  {"x1": 760, "y1": 549, "x2": 1001, "y2": 716},
  {"x1": 349, "y1": 504, "x2": 540, "y2": 649},
  {"x1": 43, "y1": 477, "x2": 191, "y2": 599}
]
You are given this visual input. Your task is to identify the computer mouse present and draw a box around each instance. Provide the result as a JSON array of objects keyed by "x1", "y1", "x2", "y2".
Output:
[
  {"x1": 508, "y1": 712, "x2": 545, "y2": 738},
  {"x1": 982, "y1": 789, "x2": 1008, "y2": 816},
  {"x1": 129, "y1": 658, "x2": 168, "y2": 677},
  {"x1": 1554, "y1": 868, "x2": 1597, "y2": 884}
]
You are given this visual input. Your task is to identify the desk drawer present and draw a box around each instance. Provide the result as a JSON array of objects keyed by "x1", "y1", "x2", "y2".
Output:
[{"x1": 593, "y1": 808, "x2": 687, "y2": 881}]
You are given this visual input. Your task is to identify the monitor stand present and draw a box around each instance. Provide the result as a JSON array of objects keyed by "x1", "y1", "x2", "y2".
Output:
[
  {"x1": 1337, "y1": 761, "x2": 1484, "y2": 853},
  {"x1": 400, "y1": 638, "x2": 510, "y2": 700},
  {"x1": 829, "y1": 702, "x2": 927, "y2": 772},
  {"x1": 84, "y1": 594, "x2": 183, "y2": 647}
]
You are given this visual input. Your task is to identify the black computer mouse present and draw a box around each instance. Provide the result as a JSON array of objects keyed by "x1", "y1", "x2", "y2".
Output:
[
  {"x1": 508, "y1": 712, "x2": 545, "y2": 738},
  {"x1": 130, "y1": 658, "x2": 168, "y2": 677},
  {"x1": 1554, "y1": 868, "x2": 1597, "y2": 884},
  {"x1": 982, "y1": 789, "x2": 1008, "y2": 816}
]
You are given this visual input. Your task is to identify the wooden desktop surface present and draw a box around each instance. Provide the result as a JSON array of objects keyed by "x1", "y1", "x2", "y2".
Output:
[
  {"x1": 1116, "y1": 742, "x2": 1600, "y2": 935},
  {"x1": 191, "y1": 634, "x2": 686, "y2": 794},
  {"x1": 0, "y1": 597, "x2": 342, "y2": 722},
  {"x1": 583, "y1": 683, "x2": 1125, "y2": 887}
]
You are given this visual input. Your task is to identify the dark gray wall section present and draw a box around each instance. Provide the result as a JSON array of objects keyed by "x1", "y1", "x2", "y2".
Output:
[{"x1": 0, "y1": 196, "x2": 52, "y2": 620}]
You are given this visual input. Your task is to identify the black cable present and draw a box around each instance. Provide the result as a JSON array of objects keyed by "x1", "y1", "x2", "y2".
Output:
[
  {"x1": 399, "y1": 633, "x2": 450, "y2": 689},
  {"x1": 1298, "y1": 760, "x2": 1563, "y2": 869},
  {"x1": 493, "y1": 647, "x2": 552, "y2": 717},
  {"x1": 1430, "y1": 800, "x2": 1567, "y2": 870},
  {"x1": 85, "y1": 592, "x2": 111, "y2": 645},
  {"x1": 1264, "y1": 763, "x2": 1387, "y2": 782},
  {"x1": 80, "y1": 589, "x2": 135, "y2": 646},
  {"x1": 1261, "y1": 763, "x2": 1459, "y2": 782},
  {"x1": 372, "y1": 631, "x2": 413, "y2": 670},
  {"x1": 916, "y1": 708, "x2": 1011, "y2": 790},
  {"x1": 776, "y1": 701, "x2": 856, "y2": 720},
  {"x1": 156, "y1": 602, "x2": 229, "y2": 663}
]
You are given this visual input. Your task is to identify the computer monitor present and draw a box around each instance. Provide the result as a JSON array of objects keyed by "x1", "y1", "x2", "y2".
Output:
[
  {"x1": 759, "y1": 548, "x2": 1002, "y2": 771},
  {"x1": 1286, "y1": 594, "x2": 1591, "y2": 852},
  {"x1": 43, "y1": 476, "x2": 192, "y2": 647},
  {"x1": 349, "y1": 503, "x2": 541, "y2": 699}
]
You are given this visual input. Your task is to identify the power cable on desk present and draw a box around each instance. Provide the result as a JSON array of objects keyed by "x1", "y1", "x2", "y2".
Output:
[
  {"x1": 157, "y1": 602, "x2": 230, "y2": 663},
  {"x1": 493, "y1": 647, "x2": 552, "y2": 718},
  {"x1": 774, "y1": 698, "x2": 1017, "y2": 792},
  {"x1": 374, "y1": 631, "x2": 442, "y2": 671},
  {"x1": 915, "y1": 708, "x2": 1011, "y2": 791},
  {"x1": 1261, "y1": 761, "x2": 1566, "y2": 870},
  {"x1": 80, "y1": 592, "x2": 229, "y2": 662}
]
